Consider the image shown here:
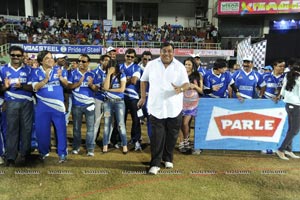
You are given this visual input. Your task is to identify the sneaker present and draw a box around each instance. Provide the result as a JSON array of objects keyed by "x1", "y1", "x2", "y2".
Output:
[
  {"x1": 148, "y1": 166, "x2": 160, "y2": 175},
  {"x1": 87, "y1": 151, "x2": 95, "y2": 157},
  {"x1": 135, "y1": 141, "x2": 142, "y2": 151},
  {"x1": 276, "y1": 150, "x2": 289, "y2": 160},
  {"x1": 72, "y1": 149, "x2": 80, "y2": 154},
  {"x1": 284, "y1": 151, "x2": 300, "y2": 159},
  {"x1": 164, "y1": 161, "x2": 173, "y2": 169},
  {"x1": 114, "y1": 143, "x2": 120, "y2": 149},
  {"x1": 184, "y1": 138, "x2": 191, "y2": 149},
  {"x1": 40, "y1": 154, "x2": 48, "y2": 161},
  {"x1": 178, "y1": 142, "x2": 186, "y2": 153},
  {"x1": 0, "y1": 157, "x2": 4, "y2": 165},
  {"x1": 58, "y1": 154, "x2": 67, "y2": 163}
]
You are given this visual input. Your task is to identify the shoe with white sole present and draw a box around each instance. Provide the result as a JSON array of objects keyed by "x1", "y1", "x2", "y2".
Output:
[
  {"x1": 135, "y1": 141, "x2": 142, "y2": 151},
  {"x1": 72, "y1": 149, "x2": 80, "y2": 155},
  {"x1": 276, "y1": 150, "x2": 289, "y2": 160},
  {"x1": 148, "y1": 166, "x2": 160, "y2": 175},
  {"x1": 87, "y1": 151, "x2": 95, "y2": 157},
  {"x1": 164, "y1": 161, "x2": 174, "y2": 169},
  {"x1": 284, "y1": 151, "x2": 300, "y2": 159}
]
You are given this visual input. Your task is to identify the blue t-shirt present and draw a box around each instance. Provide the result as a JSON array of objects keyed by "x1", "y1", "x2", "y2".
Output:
[
  {"x1": 204, "y1": 70, "x2": 233, "y2": 98},
  {"x1": 31, "y1": 66, "x2": 67, "y2": 113},
  {"x1": 232, "y1": 69, "x2": 265, "y2": 99},
  {"x1": 119, "y1": 62, "x2": 141, "y2": 100},
  {"x1": 68, "y1": 69, "x2": 100, "y2": 106},
  {"x1": 0, "y1": 64, "x2": 33, "y2": 102},
  {"x1": 93, "y1": 65, "x2": 105, "y2": 101},
  {"x1": 104, "y1": 72, "x2": 126, "y2": 100},
  {"x1": 263, "y1": 73, "x2": 285, "y2": 99}
]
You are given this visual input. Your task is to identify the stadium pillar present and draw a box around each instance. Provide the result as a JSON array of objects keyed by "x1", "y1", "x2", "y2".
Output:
[
  {"x1": 107, "y1": 0, "x2": 114, "y2": 24},
  {"x1": 37, "y1": 0, "x2": 44, "y2": 18},
  {"x1": 24, "y1": 0, "x2": 33, "y2": 18}
]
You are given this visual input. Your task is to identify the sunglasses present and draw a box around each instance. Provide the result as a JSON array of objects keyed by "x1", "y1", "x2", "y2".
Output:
[
  {"x1": 10, "y1": 54, "x2": 23, "y2": 58},
  {"x1": 78, "y1": 60, "x2": 88, "y2": 63},
  {"x1": 126, "y1": 55, "x2": 135, "y2": 59},
  {"x1": 143, "y1": 58, "x2": 151, "y2": 61}
]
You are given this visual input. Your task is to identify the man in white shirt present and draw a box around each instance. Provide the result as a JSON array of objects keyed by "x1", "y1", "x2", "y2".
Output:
[{"x1": 138, "y1": 42, "x2": 189, "y2": 175}]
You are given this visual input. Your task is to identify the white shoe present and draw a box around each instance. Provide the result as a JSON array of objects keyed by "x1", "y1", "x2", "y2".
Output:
[
  {"x1": 276, "y1": 150, "x2": 289, "y2": 160},
  {"x1": 148, "y1": 166, "x2": 160, "y2": 175},
  {"x1": 284, "y1": 151, "x2": 300, "y2": 159},
  {"x1": 72, "y1": 149, "x2": 80, "y2": 154},
  {"x1": 0, "y1": 157, "x2": 4, "y2": 165},
  {"x1": 165, "y1": 161, "x2": 173, "y2": 169},
  {"x1": 135, "y1": 141, "x2": 142, "y2": 151},
  {"x1": 87, "y1": 151, "x2": 94, "y2": 157}
]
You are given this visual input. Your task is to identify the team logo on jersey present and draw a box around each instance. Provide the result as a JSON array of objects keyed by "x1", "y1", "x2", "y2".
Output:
[
  {"x1": 221, "y1": 77, "x2": 225, "y2": 81},
  {"x1": 249, "y1": 75, "x2": 254, "y2": 80},
  {"x1": 6, "y1": 71, "x2": 11, "y2": 77},
  {"x1": 20, "y1": 72, "x2": 27, "y2": 76}
]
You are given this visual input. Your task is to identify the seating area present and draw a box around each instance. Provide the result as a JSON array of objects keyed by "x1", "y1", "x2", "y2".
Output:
[{"x1": 0, "y1": 16, "x2": 221, "y2": 50}]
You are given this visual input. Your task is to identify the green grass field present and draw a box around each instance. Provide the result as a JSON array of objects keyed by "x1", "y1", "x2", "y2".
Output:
[{"x1": 1, "y1": 123, "x2": 300, "y2": 200}]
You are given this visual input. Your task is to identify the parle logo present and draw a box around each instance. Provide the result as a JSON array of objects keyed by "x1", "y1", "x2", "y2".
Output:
[{"x1": 214, "y1": 112, "x2": 281, "y2": 137}]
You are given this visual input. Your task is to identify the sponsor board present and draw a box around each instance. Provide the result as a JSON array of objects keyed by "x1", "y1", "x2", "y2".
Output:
[{"x1": 194, "y1": 98, "x2": 299, "y2": 151}]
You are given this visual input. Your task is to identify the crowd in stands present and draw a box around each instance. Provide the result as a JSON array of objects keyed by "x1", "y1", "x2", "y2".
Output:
[{"x1": 0, "y1": 15, "x2": 219, "y2": 46}]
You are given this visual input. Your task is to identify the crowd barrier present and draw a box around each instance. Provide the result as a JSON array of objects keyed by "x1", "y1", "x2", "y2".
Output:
[{"x1": 194, "y1": 98, "x2": 300, "y2": 152}]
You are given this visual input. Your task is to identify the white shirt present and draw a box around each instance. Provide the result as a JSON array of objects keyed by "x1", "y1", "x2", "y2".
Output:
[
  {"x1": 141, "y1": 57, "x2": 189, "y2": 119},
  {"x1": 281, "y1": 76, "x2": 300, "y2": 106}
]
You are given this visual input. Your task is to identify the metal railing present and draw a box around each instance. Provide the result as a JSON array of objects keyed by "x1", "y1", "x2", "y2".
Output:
[
  {"x1": 103, "y1": 41, "x2": 221, "y2": 50},
  {"x1": 0, "y1": 43, "x2": 10, "y2": 57}
]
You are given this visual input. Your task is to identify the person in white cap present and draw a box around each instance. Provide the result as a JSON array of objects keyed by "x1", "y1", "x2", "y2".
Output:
[
  {"x1": 106, "y1": 46, "x2": 117, "y2": 60},
  {"x1": 232, "y1": 55, "x2": 266, "y2": 99}
]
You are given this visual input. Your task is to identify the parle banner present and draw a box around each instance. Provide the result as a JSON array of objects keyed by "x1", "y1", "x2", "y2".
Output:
[{"x1": 194, "y1": 98, "x2": 300, "y2": 151}]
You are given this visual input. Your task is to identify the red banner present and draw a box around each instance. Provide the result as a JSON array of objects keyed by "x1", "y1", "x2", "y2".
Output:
[{"x1": 218, "y1": 0, "x2": 300, "y2": 15}]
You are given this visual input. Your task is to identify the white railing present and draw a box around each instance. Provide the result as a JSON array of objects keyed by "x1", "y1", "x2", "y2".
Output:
[{"x1": 104, "y1": 41, "x2": 221, "y2": 50}]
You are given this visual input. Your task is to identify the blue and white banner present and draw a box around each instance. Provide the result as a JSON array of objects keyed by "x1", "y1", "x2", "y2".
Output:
[
  {"x1": 194, "y1": 98, "x2": 300, "y2": 151},
  {"x1": 13, "y1": 44, "x2": 102, "y2": 54}
]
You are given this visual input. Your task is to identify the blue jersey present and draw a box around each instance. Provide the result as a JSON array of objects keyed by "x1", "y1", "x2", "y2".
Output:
[
  {"x1": 263, "y1": 73, "x2": 285, "y2": 99},
  {"x1": 93, "y1": 65, "x2": 105, "y2": 101},
  {"x1": 198, "y1": 66, "x2": 206, "y2": 77},
  {"x1": 104, "y1": 72, "x2": 126, "y2": 100},
  {"x1": 232, "y1": 69, "x2": 265, "y2": 99},
  {"x1": 204, "y1": 70, "x2": 233, "y2": 98},
  {"x1": 68, "y1": 69, "x2": 100, "y2": 106},
  {"x1": 119, "y1": 62, "x2": 141, "y2": 100},
  {"x1": 31, "y1": 66, "x2": 67, "y2": 113},
  {"x1": 0, "y1": 64, "x2": 33, "y2": 102}
]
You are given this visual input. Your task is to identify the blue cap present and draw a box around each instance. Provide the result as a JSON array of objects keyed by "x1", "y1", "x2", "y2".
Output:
[{"x1": 263, "y1": 65, "x2": 273, "y2": 71}]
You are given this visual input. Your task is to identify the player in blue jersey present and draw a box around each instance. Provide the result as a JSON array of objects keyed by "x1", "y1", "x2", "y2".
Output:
[
  {"x1": 32, "y1": 50, "x2": 69, "y2": 163},
  {"x1": 93, "y1": 54, "x2": 110, "y2": 141},
  {"x1": 193, "y1": 53, "x2": 206, "y2": 77},
  {"x1": 119, "y1": 48, "x2": 142, "y2": 151},
  {"x1": 263, "y1": 60, "x2": 285, "y2": 100},
  {"x1": 102, "y1": 59, "x2": 128, "y2": 154},
  {"x1": 68, "y1": 54, "x2": 100, "y2": 157},
  {"x1": 0, "y1": 45, "x2": 34, "y2": 166},
  {"x1": 232, "y1": 55, "x2": 266, "y2": 99},
  {"x1": 203, "y1": 59, "x2": 242, "y2": 99}
]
